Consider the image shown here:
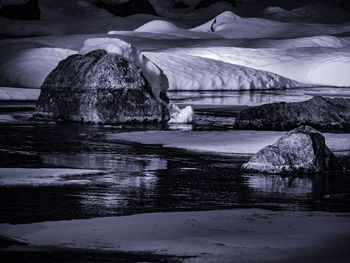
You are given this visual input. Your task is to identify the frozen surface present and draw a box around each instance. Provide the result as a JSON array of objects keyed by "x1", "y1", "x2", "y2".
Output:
[
  {"x1": 107, "y1": 130, "x2": 350, "y2": 155},
  {"x1": 0, "y1": 209, "x2": 349, "y2": 262},
  {"x1": 0, "y1": 87, "x2": 40, "y2": 101},
  {"x1": 0, "y1": 168, "x2": 106, "y2": 186}
]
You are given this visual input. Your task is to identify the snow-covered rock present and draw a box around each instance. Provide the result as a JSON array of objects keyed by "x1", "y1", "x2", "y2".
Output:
[
  {"x1": 34, "y1": 50, "x2": 169, "y2": 123},
  {"x1": 242, "y1": 126, "x2": 336, "y2": 174},
  {"x1": 80, "y1": 38, "x2": 169, "y2": 104}
]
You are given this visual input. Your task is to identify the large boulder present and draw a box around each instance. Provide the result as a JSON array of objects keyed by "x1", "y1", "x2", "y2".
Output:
[
  {"x1": 235, "y1": 96, "x2": 350, "y2": 131},
  {"x1": 0, "y1": 0, "x2": 40, "y2": 20},
  {"x1": 94, "y1": 0, "x2": 156, "y2": 17},
  {"x1": 34, "y1": 50, "x2": 169, "y2": 123},
  {"x1": 242, "y1": 126, "x2": 336, "y2": 174}
]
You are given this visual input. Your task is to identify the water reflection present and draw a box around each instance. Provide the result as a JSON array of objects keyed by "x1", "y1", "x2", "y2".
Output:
[
  {"x1": 169, "y1": 87, "x2": 350, "y2": 106},
  {"x1": 244, "y1": 173, "x2": 313, "y2": 198}
]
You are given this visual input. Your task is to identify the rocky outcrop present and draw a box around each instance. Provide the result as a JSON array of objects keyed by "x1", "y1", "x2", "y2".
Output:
[
  {"x1": 195, "y1": 0, "x2": 236, "y2": 10},
  {"x1": 34, "y1": 50, "x2": 169, "y2": 124},
  {"x1": 0, "y1": 0, "x2": 40, "y2": 20},
  {"x1": 94, "y1": 0, "x2": 156, "y2": 17},
  {"x1": 235, "y1": 96, "x2": 350, "y2": 131},
  {"x1": 242, "y1": 126, "x2": 336, "y2": 174}
]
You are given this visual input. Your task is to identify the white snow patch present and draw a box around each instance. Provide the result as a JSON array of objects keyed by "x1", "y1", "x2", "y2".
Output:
[
  {"x1": 0, "y1": 168, "x2": 106, "y2": 186},
  {"x1": 168, "y1": 105, "x2": 194, "y2": 124}
]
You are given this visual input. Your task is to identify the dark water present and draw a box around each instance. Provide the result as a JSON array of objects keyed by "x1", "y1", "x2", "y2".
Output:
[{"x1": 1, "y1": 89, "x2": 350, "y2": 224}]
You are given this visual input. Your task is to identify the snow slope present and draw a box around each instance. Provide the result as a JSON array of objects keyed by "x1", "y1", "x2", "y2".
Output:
[
  {"x1": 176, "y1": 46, "x2": 350, "y2": 86},
  {"x1": 143, "y1": 50, "x2": 299, "y2": 90},
  {"x1": 0, "y1": 48, "x2": 77, "y2": 88}
]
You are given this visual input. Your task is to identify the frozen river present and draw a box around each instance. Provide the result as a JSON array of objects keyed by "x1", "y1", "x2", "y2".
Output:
[{"x1": 1, "y1": 88, "x2": 350, "y2": 224}]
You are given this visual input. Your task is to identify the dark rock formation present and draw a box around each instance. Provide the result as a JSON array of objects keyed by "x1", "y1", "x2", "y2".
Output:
[
  {"x1": 0, "y1": 0, "x2": 40, "y2": 20},
  {"x1": 242, "y1": 126, "x2": 336, "y2": 174},
  {"x1": 34, "y1": 50, "x2": 169, "y2": 124},
  {"x1": 194, "y1": 0, "x2": 236, "y2": 10},
  {"x1": 93, "y1": 0, "x2": 156, "y2": 17},
  {"x1": 234, "y1": 96, "x2": 350, "y2": 131}
]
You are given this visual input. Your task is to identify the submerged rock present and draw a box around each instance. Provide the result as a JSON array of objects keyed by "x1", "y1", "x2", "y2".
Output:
[
  {"x1": 242, "y1": 126, "x2": 336, "y2": 174},
  {"x1": 235, "y1": 96, "x2": 350, "y2": 131},
  {"x1": 34, "y1": 50, "x2": 169, "y2": 123}
]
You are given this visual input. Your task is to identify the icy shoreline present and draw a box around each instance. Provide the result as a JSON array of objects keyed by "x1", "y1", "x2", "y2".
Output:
[{"x1": 1, "y1": 208, "x2": 349, "y2": 262}]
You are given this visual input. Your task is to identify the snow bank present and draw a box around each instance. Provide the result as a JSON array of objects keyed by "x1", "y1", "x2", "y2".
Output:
[
  {"x1": 179, "y1": 46, "x2": 350, "y2": 86},
  {"x1": 80, "y1": 38, "x2": 168, "y2": 104},
  {"x1": 168, "y1": 105, "x2": 194, "y2": 123},
  {"x1": 0, "y1": 87, "x2": 40, "y2": 101},
  {"x1": 0, "y1": 168, "x2": 106, "y2": 186},
  {"x1": 192, "y1": 11, "x2": 350, "y2": 39},
  {"x1": 143, "y1": 51, "x2": 299, "y2": 91},
  {"x1": 0, "y1": 48, "x2": 77, "y2": 89},
  {"x1": 107, "y1": 130, "x2": 350, "y2": 155}
]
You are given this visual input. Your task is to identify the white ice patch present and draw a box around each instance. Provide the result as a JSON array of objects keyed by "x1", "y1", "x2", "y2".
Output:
[
  {"x1": 168, "y1": 105, "x2": 194, "y2": 124},
  {"x1": 80, "y1": 38, "x2": 168, "y2": 105}
]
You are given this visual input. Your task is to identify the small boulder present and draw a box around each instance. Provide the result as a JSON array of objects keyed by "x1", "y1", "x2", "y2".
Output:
[
  {"x1": 242, "y1": 126, "x2": 336, "y2": 174},
  {"x1": 234, "y1": 96, "x2": 350, "y2": 131},
  {"x1": 34, "y1": 50, "x2": 169, "y2": 123}
]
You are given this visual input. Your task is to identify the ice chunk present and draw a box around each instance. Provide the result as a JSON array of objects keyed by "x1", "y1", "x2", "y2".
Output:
[{"x1": 168, "y1": 105, "x2": 194, "y2": 124}]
